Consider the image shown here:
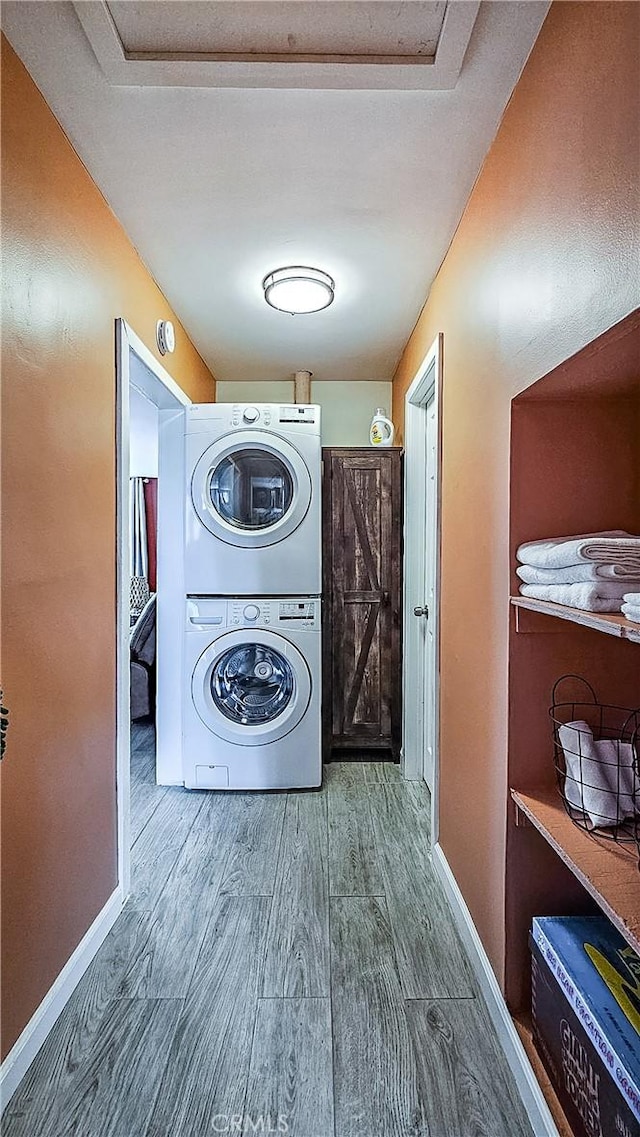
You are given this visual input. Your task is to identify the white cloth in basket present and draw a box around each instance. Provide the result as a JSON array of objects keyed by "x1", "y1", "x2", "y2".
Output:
[{"x1": 558, "y1": 719, "x2": 639, "y2": 829}]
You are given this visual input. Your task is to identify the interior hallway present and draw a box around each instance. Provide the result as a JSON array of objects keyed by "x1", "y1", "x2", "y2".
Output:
[{"x1": 4, "y1": 728, "x2": 531, "y2": 1137}]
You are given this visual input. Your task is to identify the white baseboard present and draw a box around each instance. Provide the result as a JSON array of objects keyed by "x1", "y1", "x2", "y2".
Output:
[
  {"x1": 432, "y1": 842, "x2": 559, "y2": 1137},
  {"x1": 1, "y1": 885, "x2": 124, "y2": 1111}
]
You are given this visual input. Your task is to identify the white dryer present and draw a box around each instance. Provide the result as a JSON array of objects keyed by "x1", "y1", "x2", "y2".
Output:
[
  {"x1": 185, "y1": 403, "x2": 321, "y2": 596},
  {"x1": 183, "y1": 596, "x2": 321, "y2": 790}
]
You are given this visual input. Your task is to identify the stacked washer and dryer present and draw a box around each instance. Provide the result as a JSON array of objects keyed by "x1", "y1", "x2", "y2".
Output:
[{"x1": 182, "y1": 402, "x2": 322, "y2": 790}]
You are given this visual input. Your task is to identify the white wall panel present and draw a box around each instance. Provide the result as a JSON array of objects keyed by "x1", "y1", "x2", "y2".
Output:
[{"x1": 129, "y1": 383, "x2": 159, "y2": 476}]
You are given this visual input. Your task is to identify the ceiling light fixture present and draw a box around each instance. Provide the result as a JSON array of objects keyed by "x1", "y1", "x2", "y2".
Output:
[{"x1": 262, "y1": 266, "x2": 335, "y2": 315}]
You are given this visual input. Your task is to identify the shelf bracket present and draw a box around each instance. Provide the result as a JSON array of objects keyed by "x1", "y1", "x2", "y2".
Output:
[
  {"x1": 514, "y1": 801, "x2": 533, "y2": 828},
  {"x1": 513, "y1": 605, "x2": 562, "y2": 635}
]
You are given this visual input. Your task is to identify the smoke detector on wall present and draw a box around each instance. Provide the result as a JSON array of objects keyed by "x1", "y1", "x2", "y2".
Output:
[{"x1": 156, "y1": 319, "x2": 175, "y2": 355}]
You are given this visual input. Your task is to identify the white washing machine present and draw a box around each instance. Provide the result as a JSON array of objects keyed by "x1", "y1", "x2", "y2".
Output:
[
  {"x1": 185, "y1": 403, "x2": 321, "y2": 596},
  {"x1": 183, "y1": 596, "x2": 321, "y2": 790}
]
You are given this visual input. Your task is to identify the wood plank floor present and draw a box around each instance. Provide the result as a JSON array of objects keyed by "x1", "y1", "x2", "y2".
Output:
[{"x1": 4, "y1": 726, "x2": 533, "y2": 1137}]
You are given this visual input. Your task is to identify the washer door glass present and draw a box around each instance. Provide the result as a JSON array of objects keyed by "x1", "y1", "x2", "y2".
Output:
[
  {"x1": 212, "y1": 643, "x2": 294, "y2": 724},
  {"x1": 209, "y1": 449, "x2": 294, "y2": 530}
]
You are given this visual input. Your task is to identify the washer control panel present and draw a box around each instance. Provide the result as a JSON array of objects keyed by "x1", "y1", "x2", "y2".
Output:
[
  {"x1": 279, "y1": 600, "x2": 318, "y2": 627},
  {"x1": 187, "y1": 597, "x2": 320, "y2": 630},
  {"x1": 228, "y1": 599, "x2": 319, "y2": 628}
]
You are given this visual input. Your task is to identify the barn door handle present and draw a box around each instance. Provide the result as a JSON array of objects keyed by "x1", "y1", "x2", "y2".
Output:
[
  {"x1": 413, "y1": 605, "x2": 429, "y2": 618},
  {"x1": 382, "y1": 591, "x2": 390, "y2": 606},
  {"x1": 1, "y1": 689, "x2": 8, "y2": 760}
]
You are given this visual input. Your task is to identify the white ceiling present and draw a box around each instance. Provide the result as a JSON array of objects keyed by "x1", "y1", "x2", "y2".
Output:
[{"x1": 2, "y1": 1, "x2": 549, "y2": 382}]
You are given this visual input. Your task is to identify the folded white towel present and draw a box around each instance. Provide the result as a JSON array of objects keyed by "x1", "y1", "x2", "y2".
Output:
[
  {"x1": 516, "y1": 563, "x2": 640, "y2": 585},
  {"x1": 519, "y1": 582, "x2": 630, "y2": 612},
  {"x1": 558, "y1": 720, "x2": 639, "y2": 829},
  {"x1": 621, "y1": 604, "x2": 640, "y2": 624},
  {"x1": 622, "y1": 593, "x2": 640, "y2": 605},
  {"x1": 517, "y1": 531, "x2": 640, "y2": 571}
]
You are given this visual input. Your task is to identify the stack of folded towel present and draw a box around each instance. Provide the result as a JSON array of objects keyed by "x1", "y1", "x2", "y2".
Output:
[
  {"x1": 622, "y1": 593, "x2": 640, "y2": 623},
  {"x1": 516, "y1": 531, "x2": 640, "y2": 613}
]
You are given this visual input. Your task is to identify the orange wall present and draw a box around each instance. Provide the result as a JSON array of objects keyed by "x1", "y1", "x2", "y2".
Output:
[
  {"x1": 392, "y1": 2, "x2": 640, "y2": 982},
  {"x1": 1, "y1": 38, "x2": 215, "y2": 1057}
]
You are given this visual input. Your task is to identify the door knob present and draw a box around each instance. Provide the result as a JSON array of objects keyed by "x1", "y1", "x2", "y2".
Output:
[{"x1": 413, "y1": 605, "x2": 429, "y2": 618}]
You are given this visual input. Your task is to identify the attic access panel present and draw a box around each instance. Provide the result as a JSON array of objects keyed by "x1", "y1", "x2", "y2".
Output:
[
  {"x1": 73, "y1": 0, "x2": 480, "y2": 89},
  {"x1": 109, "y1": 0, "x2": 447, "y2": 57}
]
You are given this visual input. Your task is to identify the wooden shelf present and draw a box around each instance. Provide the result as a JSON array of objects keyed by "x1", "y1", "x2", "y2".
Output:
[
  {"x1": 511, "y1": 595, "x2": 640, "y2": 643},
  {"x1": 511, "y1": 786, "x2": 640, "y2": 956},
  {"x1": 512, "y1": 1013, "x2": 574, "y2": 1137}
]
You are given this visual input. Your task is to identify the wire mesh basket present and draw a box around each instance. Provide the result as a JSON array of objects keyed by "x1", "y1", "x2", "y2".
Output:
[{"x1": 550, "y1": 675, "x2": 640, "y2": 858}]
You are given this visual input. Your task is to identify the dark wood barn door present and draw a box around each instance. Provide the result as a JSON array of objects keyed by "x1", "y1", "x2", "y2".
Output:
[{"x1": 323, "y1": 448, "x2": 402, "y2": 759}]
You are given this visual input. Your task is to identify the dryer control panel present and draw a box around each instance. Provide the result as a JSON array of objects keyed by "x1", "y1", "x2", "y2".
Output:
[
  {"x1": 187, "y1": 597, "x2": 320, "y2": 630},
  {"x1": 278, "y1": 406, "x2": 317, "y2": 425},
  {"x1": 187, "y1": 402, "x2": 320, "y2": 434},
  {"x1": 227, "y1": 404, "x2": 319, "y2": 429}
]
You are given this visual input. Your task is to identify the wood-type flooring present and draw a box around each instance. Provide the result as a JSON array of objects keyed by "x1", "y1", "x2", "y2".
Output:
[{"x1": 3, "y1": 723, "x2": 532, "y2": 1137}]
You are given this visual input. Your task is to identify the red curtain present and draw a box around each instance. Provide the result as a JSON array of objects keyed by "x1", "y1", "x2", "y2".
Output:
[{"x1": 143, "y1": 479, "x2": 158, "y2": 592}]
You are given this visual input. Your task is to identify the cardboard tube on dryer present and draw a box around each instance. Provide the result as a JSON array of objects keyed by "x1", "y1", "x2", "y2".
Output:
[{"x1": 294, "y1": 370, "x2": 312, "y2": 404}]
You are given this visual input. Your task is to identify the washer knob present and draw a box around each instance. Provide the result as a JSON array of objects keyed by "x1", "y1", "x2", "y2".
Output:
[
  {"x1": 243, "y1": 406, "x2": 260, "y2": 423},
  {"x1": 243, "y1": 604, "x2": 260, "y2": 621}
]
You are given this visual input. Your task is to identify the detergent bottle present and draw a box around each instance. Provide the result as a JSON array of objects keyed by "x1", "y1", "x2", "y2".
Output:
[{"x1": 369, "y1": 408, "x2": 395, "y2": 447}]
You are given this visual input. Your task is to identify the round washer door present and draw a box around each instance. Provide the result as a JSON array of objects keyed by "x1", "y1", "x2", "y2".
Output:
[
  {"x1": 191, "y1": 629, "x2": 312, "y2": 745},
  {"x1": 191, "y1": 430, "x2": 312, "y2": 548}
]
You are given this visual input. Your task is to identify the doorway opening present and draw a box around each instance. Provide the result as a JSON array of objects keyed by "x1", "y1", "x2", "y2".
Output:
[
  {"x1": 115, "y1": 319, "x2": 190, "y2": 895},
  {"x1": 401, "y1": 334, "x2": 443, "y2": 837}
]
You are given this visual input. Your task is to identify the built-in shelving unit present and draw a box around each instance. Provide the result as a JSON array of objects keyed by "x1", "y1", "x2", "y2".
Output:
[
  {"x1": 513, "y1": 1014, "x2": 574, "y2": 1137},
  {"x1": 511, "y1": 786, "x2": 640, "y2": 955},
  {"x1": 511, "y1": 595, "x2": 640, "y2": 643},
  {"x1": 506, "y1": 309, "x2": 640, "y2": 1137}
]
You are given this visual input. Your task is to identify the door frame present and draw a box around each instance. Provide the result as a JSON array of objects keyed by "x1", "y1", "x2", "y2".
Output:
[
  {"x1": 115, "y1": 319, "x2": 190, "y2": 896},
  {"x1": 401, "y1": 334, "x2": 443, "y2": 834}
]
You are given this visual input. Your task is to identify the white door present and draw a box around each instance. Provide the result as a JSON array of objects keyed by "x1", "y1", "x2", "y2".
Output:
[
  {"x1": 402, "y1": 334, "x2": 442, "y2": 812},
  {"x1": 422, "y1": 398, "x2": 438, "y2": 787}
]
